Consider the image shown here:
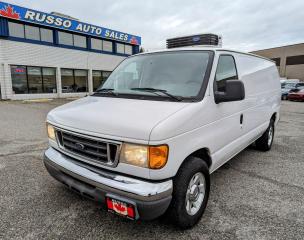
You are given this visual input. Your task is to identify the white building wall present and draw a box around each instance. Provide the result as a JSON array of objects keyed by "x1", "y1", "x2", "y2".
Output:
[{"x1": 0, "y1": 39, "x2": 125, "y2": 100}]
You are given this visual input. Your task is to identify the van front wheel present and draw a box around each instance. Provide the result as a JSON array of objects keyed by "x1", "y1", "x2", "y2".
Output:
[
  {"x1": 167, "y1": 157, "x2": 210, "y2": 229},
  {"x1": 255, "y1": 119, "x2": 275, "y2": 151}
]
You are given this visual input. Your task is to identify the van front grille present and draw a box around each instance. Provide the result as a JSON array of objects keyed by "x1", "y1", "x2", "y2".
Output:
[{"x1": 56, "y1": 129, "x2": 120, "y2": 167}]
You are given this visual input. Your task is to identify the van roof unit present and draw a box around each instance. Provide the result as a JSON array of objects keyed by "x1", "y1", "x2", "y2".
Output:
[{"x1": 166, "y1": 33, "x2": 222, "y2": 49}]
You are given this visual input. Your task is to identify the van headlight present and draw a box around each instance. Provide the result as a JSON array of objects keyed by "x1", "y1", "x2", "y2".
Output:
[
  {"x1": 46, "y1": 123, "x2": 56, "y2": 141},
  {"x1": 120, "y1": 143, "x2": 168, "y2": 169}
]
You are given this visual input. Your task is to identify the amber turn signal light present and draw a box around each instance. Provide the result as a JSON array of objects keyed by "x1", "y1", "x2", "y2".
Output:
[{"x1": 148, "y1": 145, "x2": 169, "y2": 169}]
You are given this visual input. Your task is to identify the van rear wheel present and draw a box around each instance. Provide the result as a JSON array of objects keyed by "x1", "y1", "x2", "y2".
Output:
[
  {"x1": 255, "y1": 119, "x2": 274, "y2": 151},
  {"x1": 166, "y1": 156, "x2": 210, "y2": 229}
]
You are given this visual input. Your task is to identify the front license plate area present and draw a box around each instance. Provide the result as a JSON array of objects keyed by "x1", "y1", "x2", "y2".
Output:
[{"x1": 106, "y1": 197, "x2": 136, "y2": 220}]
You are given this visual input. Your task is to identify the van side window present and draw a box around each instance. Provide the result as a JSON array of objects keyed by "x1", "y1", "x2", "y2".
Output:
[{"x1": 215, "y1": 55, "x2": 238, "y2": 92}]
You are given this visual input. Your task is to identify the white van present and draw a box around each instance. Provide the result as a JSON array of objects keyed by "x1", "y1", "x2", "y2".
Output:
[{"x1": 44, "y1": 46, "x2": 281, "y2": 228}]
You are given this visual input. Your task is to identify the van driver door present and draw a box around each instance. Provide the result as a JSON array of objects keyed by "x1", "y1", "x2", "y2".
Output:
[{"x1": 210, "y1": 54, "x2": 245, "y2": 171}]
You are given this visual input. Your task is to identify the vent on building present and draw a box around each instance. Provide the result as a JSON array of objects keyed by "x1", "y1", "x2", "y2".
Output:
[{"x1": 166, "y1": 33, "x2": 222, "y2": 49}]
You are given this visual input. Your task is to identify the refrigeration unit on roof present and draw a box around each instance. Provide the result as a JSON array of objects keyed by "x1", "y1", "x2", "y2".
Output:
[{"x1": 166, "y1": 33, "x2": 222, "y2": 49}]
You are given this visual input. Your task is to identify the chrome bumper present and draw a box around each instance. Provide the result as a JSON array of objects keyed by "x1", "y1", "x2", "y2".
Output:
[{"x1": 44, "y1": 147, "x2": 173, "y2": 201}]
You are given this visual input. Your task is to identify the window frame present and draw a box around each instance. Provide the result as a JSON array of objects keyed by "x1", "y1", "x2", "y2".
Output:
[
  {"x1": 8, "y1": 21, "x2": 25, "y2": 38},
  {"x1": 10, "y1": 65, "x2": 57, "y2": 94},
  {"x1": 94, "y1": 50, "x2": 215, "y2": 102},
  {"x1": 24, "y1": 24, "x2": 41, "y2": 41},
  {"x1": 73, "y1": 34, "x2": 87, "y2": 48},
  {"x1": 213, "y1": 54, "x2": 239, "y2": 93},
  {"x1": 5, "y1": 21, "x2": 138, "y2": 56},
  {"x1": 61, "y1": 68, "x2": 88, "y2": 93}
]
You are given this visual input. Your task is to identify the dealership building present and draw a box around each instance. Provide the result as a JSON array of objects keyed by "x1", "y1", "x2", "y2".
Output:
[
  {"x1": 0, "y1": 1, "x2": 141, "y2": 100},
  {"x1": 251, "y1": 43, "x2": 304, "y2": 81}
]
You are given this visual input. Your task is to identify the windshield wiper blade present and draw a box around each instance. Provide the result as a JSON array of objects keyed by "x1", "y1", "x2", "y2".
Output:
[
  {"x1": 130, "y1": 88, "x2": 183, "y2": 101},
  {"x1": 94, "y1": 88, "x2": 118, "y2": 96}
]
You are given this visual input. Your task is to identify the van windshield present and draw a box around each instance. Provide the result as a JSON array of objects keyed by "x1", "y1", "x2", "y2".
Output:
[{"x1": 95, "y1": 51, "x2": 211, "y2": 101}]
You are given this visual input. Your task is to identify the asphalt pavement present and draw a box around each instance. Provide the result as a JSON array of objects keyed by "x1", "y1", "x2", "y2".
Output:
[{"x1": 0, "y1": 99, "x2": 303, "y2": 240}]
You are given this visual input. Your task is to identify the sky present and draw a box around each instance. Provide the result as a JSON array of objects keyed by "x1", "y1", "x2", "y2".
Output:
[{"x1": 3, "y1": 0, "x2": 304, "y2": 52}]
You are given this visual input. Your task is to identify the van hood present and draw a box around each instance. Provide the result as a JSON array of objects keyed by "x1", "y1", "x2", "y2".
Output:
[{"x1": 47, "y1": 96, "x2": 190, "y2": 141}]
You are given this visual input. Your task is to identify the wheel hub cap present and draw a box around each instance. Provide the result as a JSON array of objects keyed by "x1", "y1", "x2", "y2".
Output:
[
  {"x1": 185, "y1": 172, "x2": 206, "y2": 216},
  {"x1": 268, "y1": 125, "x2": 273, "y2": 146}
]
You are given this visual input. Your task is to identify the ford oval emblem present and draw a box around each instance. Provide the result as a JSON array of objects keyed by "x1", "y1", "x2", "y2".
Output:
[
  {"x1": 193, "y1": 36, "x2": 200, "y2": 42},
  {"x1": 75, "y1": 142, "x2": 85, "y2": 150}
]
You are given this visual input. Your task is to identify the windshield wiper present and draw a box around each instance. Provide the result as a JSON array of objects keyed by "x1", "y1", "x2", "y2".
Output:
[
  {"x1": 130, "y1": 88, "x2": 183, "y2": 101},
  {"x1": 94, "y1": 88, "x2": 118, "y2": 96}
]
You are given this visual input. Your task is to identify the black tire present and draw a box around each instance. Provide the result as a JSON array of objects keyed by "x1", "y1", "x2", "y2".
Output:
[
  {"x1": 166, "y1": 156, "x2": 210, "y2": 229},
  {"x1": 255, "y1": 119, "x2": 275, "y2": 151},
  {"x1": 282, "y1": 95, "x2": 287, "y2": 100}
]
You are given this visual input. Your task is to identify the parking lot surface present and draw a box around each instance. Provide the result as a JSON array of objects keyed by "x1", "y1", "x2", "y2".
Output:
[{"x1": 0, "y1": 99, "x2": 303, "y2": 240}]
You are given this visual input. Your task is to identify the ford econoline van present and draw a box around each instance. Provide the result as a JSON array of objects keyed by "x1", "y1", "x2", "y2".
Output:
[{"x1": 44, "y1": 45, "x2": 281, "y2": 228}]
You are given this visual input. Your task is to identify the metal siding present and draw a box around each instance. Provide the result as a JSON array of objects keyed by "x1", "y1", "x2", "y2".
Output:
[
  {"x1": 0, "y1": 39, "x2": 125, "y2": 100},
  {"x1": 0, "y1": 17, "x2": 8, "y2": 36}
]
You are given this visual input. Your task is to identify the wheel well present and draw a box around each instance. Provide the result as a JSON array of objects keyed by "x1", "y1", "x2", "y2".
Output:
[
  {"x1": 189, "y1": 148, "x2": 212, "y2": 168},
  {"x1": 271, "y1": 113, "x2": 277, "y2": 122}
]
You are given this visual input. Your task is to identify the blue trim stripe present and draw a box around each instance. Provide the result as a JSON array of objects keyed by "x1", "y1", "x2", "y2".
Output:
[{"x1": 0, "y1": 1, "x2": 141, "y2": 45}]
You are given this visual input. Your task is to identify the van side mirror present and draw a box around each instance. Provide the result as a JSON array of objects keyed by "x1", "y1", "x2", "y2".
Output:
[{"x1": 214, "y1": 80, "x2": 245, "y2": 104}]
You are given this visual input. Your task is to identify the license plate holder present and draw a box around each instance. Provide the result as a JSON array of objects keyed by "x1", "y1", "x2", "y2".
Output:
[{"x1": 106, "y1": 197, "x2": 136, "y2": 220}]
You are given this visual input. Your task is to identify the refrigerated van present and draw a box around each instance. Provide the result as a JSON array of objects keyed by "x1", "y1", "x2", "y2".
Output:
[{"x1": 44, "y1": 47, "x2": 281, "y2": 228}]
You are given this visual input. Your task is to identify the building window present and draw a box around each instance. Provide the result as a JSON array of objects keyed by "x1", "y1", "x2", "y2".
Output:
[
  {"x1": 92, "y1": 70, "x2": 112, "y2": 91},
  {"x1": 61, "y1": 69, "x2": 88, "y2": 93},
  {"x1": 103, "y1": 40, "x2": 113, "y2": 52},
  {"x1": 40, "y1": 28, "x2": 53, "y2": 43},
  {"x1": 286, "y1": 55, "x2": 304, "y2": 65},
  {"x1": 8, "y1": 22, "x2": 25, "y2": 38},
  {"x1": 8, "y1": 21, "x2": 54, "y2": 43},
  {"x1": 74, "y1": 70, "x2": 88, "y2": 92},
  {"x1": 116, "y1": 43, "x2": 125, "y2": 54},
  {"x1": 25, "y1": 25, "x2": 40, "y2": 41},
  {"x1": 10, "y1": 65, "x2": 56, "y2": 94},
  {"x1": 58, "y1": 31, "x2": 73, "y2": 46},
  {"x1": 74, "y1": 34, "x2": 87, "y2": 48},
  {"x1": 11, "y1": 66, "x2": 28, "y2": 94},
  {"x1": 42, "y1": 68, "x2": 57, "y2": 93},
  {"x1": 116, "y1": 43, "x2": 133, "y2": 55},
  {"x1": 215, "y1": 55, "x2": 238, "y2": 92},
  {"x1": 125, "y1": 45, "x2": 133, "y2": 55},
  {"x1": 28, "y1": 67, "x2": 43, "y2": 93},
  {"x1": 91, "y1": 38, "x2": 103, "y2": 51}
]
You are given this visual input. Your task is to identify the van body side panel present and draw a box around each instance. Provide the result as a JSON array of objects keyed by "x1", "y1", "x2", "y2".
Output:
[
  {"x1": 234, "y1": 53, "x2": 281, "y2": 143},
  {"x1": 149, "y1": 51, "x2": 281, "y2": 180}
]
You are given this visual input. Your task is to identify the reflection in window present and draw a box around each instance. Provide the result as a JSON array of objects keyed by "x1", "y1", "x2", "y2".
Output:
[
  {"x1": 116, "y1": 43, "x2": 133, "y2": 55},
  {"x1": 61, "y1": 69, "x2": 88, "y2": 93},
  {"x1": 125, "y1": 45, "x2": 133, "y2": 55},
  {"x1": 8, "y1": 22, "x2": 25, "y2": 38},
  {"x1": 43, "y1": 68, "x2": 57, "y2": 93},
  {"x1": 74, "y1": 70, "x2": 88, "y2": 92},
  {"x1": 93, "y1": 70, "x2": 112, "y2": 91},
  {"x1": 25, "y1": 25, "x2": 40, "y2": 41},
  {"x1": 11, "y1": 66, "x2": 28, "y2": 94},
  {"x1": 40, "y1": 28, "x2": 53, "y2": 43},
  {"x1": 93, "y1": 70, "x2": 102, "y2": 91},
  {"x1": 10, "y1": 65, "x2": 56, "y2": 94},
  {"x1": 91, "y1": 38, "x2": 103, "y2": 51},
  {"x1": 116, "y1": 43, "x2": 125, "y2": 54},
  {"x1": 103, "y1": 40, "x2": 113, "y2": 52},
  {"x1": 215, "y1": 55, "x2": 238, "y2": 92},
  {"x1": 74, "y1": 34, "x2": 87, "y2": 48},
  {"x1": 58, "y1": 31, "x2": 73, "y2": 46},
  {"x1": 27, "y1": 67, "x2": 43, "y2": 93}
]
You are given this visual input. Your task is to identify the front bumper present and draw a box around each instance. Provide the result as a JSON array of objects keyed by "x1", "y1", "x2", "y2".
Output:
[{"x1": 44, "y1": 147, "x2": 173, "y2": 220}]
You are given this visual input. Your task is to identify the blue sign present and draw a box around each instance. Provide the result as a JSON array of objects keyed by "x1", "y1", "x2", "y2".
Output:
[{"x1": 0, "y1": 1, "x2": 141, "y2": 45}]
